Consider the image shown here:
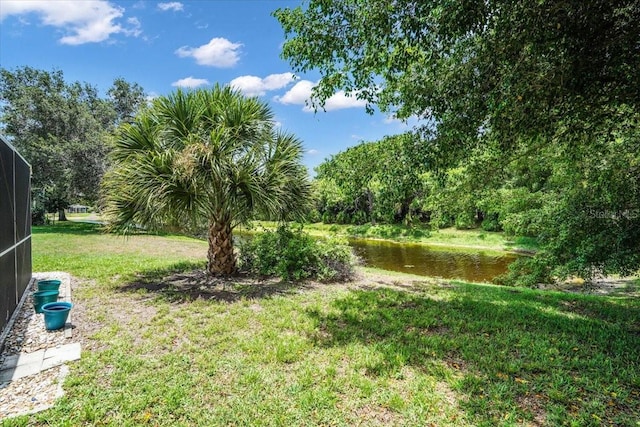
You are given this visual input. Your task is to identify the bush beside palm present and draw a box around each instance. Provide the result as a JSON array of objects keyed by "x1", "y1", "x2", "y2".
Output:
[{"x1": 239, "y1": 224, "x2": 357, "y2": 282}]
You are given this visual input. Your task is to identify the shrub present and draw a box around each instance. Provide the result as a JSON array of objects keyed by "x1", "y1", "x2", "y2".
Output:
[
  {"x1": 239, "y1": 224, "x2": 357, "y2": 282},
  {"x1": 305, "y1": 208, "x2": 322, "y2": 223},
  {"x1": 481, "y1": 215, "x2": 502, "y2": 232},
  {"x1": 454, "y1": 211, "x2": 475, "y2": 229},
  {"x1": 32, "y1": 206, "x2": 46, "y2": 225},
  {"x1": 494, "y1": 253, "x2": 553, "y2": 288},
  {"x1": 335, "y1": 211, "x2": 349, "y2": 224}
]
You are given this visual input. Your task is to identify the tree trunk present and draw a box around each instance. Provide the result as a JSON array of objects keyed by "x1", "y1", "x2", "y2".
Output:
[
  {"x1": 207, "y1": 220, "x2": 236, "y2": 276},
  {"x1": 57, "y1": 209, "x2": 67, "y2": 221}
]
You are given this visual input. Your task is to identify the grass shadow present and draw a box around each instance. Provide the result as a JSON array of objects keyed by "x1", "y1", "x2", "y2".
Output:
[
  {"x1": 32, "y1": 221, "x2": 104, "y2": 235},
  {"x1": 118, "y1": 262, "x2": 312, "y2": 303},
  {"x1": 33, "y1": 220, "x2": 202, "y2": 240},
  {"x1": 305, "y1": 282, "x2": 640, "y2": 425}
]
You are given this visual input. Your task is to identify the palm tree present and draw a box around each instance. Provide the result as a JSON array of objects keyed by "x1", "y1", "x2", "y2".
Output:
[{"x1": 102, "y1": 86, "x2": 311, "y2": 275}]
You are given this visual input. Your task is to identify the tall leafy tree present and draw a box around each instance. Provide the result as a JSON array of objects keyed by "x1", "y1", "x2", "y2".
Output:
[
  {"x1": 315, "y1": 141, "x2": 380, "y2": 223},
  {"x1": 275, "y1": 1, "x2": 640, "y2": 284},
  {"x1": 102, "y1": 86, "x2": 312, "y2": 276},
  {"x1": 0, "y1": 67, "x2": 111, "y2": 218},
  {"x1": 275, "y1": 1, "x2": 639, "y2": 150},
  {"x1": 0, "y1": 67, "x2": 147, "y2": 220},
  {"x1": 315, "y1": 133, "x2": 425, "y2": 224},
  {"x1": 107, "y1": 77, "x2": 146, "y2": 124}
]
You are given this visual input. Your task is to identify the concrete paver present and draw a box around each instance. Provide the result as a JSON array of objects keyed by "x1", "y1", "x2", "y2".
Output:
[
  {"x1": 42, "y1": 343, "x2": 81, "y2": 370},
  {"x1": 0, "y1": 343, "x2": 81, "y2": 382}
]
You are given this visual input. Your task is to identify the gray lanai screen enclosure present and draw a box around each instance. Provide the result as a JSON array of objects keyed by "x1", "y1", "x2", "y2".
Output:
[{"x1": 0, "y1": 135, "x2": 32, "y2": 341}]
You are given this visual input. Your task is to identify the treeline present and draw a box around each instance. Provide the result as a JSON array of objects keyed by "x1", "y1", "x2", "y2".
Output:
[
  {"x1": 312, "y1": 133, "x2": 424, "y2": 225},
  {"x1": 311, "y1": 124, "x2": 640, "y2": 286},
  {"x1": 2, "y1": 64, "x2": 638, "y2": 287},
  {"x1": 0, "y1": 66, "x2": 145, "y2": 221},
  {"x1": 276, "y1": 1, "x2": 640, "y2": 285},
  {"x1": 311, "y1": 132, "x2": 512, "y2": 231}
]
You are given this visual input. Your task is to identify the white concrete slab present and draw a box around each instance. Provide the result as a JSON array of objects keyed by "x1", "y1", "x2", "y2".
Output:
[
  {"x1": 0, "y1": 355, "x2": 20, "y2": 370},
  {"x1": 15, "y1": 351, "x2": 45, "y2": 366},
  {"x1": 0, "y1": 360, "x2": 42, "y2": 382},
  {"x1": 42, "y1": 343, "x2": 81, "y2": 370},
  {"x1": 0, "y1": 344, "x2": 80, "y2": 382},
  {"x1": 1, "y1": 350, "x2": 44, "y2": 371}
]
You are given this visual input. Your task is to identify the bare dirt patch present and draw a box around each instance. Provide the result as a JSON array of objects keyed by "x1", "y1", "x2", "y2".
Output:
[
  {"x1": 352, "y1": 403, "x2": 398, "y2": 426},
  {"x1": 119, "y1": 269, "x2": 319, "y2": 303},
  {"x1": 113, "y1": 265, "x2": 432, "y2": 305},
  {"x1": 538, "y1": 276, "x2": 639, "y2": 296},
  {"x1": 515, "y1": 392, "x2": 548, "y2": 426},
  {"x1": 85, "y1": 233, "x2": 208, "y2": 259}
]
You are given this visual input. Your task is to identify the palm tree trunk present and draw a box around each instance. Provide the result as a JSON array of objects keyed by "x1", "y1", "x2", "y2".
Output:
[{"x1": 207, "y1": 220, "x2": 236, "y2": 275}]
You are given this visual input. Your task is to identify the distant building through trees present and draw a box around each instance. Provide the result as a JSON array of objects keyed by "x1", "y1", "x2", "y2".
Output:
[{"x1": 67, "y1": 204, "x2": 89, "y2": 214}]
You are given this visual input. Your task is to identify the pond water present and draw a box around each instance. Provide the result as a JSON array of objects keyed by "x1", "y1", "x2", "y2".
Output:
[
  {"x1": 348, "y1": 238, "x2": 517, "y2": 282},
  {"x1": 235, "y1": 231, "x2": 517, "y2": 282}
]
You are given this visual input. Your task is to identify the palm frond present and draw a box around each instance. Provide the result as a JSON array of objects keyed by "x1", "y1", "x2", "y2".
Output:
[{"x1": 103, "y1": 85, "x2": 311, "y2": 235}]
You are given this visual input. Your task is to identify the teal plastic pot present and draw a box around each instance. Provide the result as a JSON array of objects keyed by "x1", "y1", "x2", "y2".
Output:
[
  {"x1": 42, "y1": 302, "x2": 73, "y2": 330},
  {"x1": 37, "y1": 279, "x2": 61, "y2": 292},
  {"x1": 33, "y1": 290, "x2": 59, "y2": 313}
]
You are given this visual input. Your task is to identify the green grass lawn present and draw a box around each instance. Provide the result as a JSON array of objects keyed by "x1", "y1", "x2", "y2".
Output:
[{"x1": 6, "y1": 222, "x2": 639, "y2": 426}]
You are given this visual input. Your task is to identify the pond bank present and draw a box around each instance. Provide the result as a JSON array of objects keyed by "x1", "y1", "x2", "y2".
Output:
[
  {"x1": 66, "y1": 215, "x2": 535, "y2": 255},
  {"x1": 240, "y1": 221, "x2": 537, "y2": 256}
]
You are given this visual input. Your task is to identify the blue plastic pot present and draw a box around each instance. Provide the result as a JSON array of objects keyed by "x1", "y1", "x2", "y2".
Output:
[
  {"x1": 33, "y1": 290, "x2": 59, "y2": 313},
  {"x1": 37, "y1": 279, "x2": 61, "y2": 292},
  {"x1": 42, "y1": 301, "x2": 73, "y2": 330}
]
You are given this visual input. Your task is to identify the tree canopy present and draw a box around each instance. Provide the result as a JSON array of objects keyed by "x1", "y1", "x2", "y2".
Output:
[
  {"x1": 276, "y1": 1, "x2": 639, "y2": 152},
  {"x1": 314, "y1": 133, "x2": 426, "y2": 225},
  {"x1": 0, "y1": 66, "x2": 146, "y2": 218},
  {"x1": 276, "y1": 1, "x2": 640, "y2": 284},
  {"x1": 103, "y1": 86, "x2": 312, "y2": 275}
]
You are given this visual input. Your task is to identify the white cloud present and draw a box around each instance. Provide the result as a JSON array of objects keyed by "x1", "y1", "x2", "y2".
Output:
[
  {"x1": 383, "y1": 115, "x2": 400, "y2": 124},
  {"x1": 263, "y1": 73, "x2": 296, "y2": 90},
  {"x1": 383, "y1": 114, "x2": 422, "y2": 128},
  {"x1": 124, "y1": 17, "x2": 142, "y2": 37},
  {"x1": 171, "y1": 77, "x2": 210, "y2": 88},
  {"x1": 307, "y1": 149, "x2": 320, "y2": 155},
  {"x1": 229, "y1": 76, "x2": 262, "y2": 96},
  {"x1": 229, "y1": 73, "x2": 295, "y2": 97},
  {"x1": 274, "y1": 80, "x2": 315, "y2": 105},
  {"x1": 323, "y1": 91, "x2": 368, "y2": 111},
  {"x1": 175, "y1": 37, "x2": 241, "y2": 67},
  {"x1": 274, "y1": 80, "x2": 367, "y2": 112},
  {"x1": 0, "y1": 0, "x2": 140, "y2": 45},
  {"x1": 158, "y1": 2, "x2": 183, "y2": 12}
]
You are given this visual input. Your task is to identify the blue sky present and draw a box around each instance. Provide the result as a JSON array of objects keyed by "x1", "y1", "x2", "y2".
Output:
[{"x1": 0, "y1": 0, "x2": 413, "y2": 172}]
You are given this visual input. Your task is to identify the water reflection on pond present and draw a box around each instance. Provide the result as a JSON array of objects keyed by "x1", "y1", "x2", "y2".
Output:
[
  {"x1": 348, "y1": 239, "x2": 517, "y2": 282},
  {"x1": 235, "y1": 231, "x2": 518, "y2": 283}
]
